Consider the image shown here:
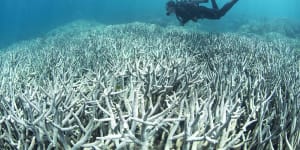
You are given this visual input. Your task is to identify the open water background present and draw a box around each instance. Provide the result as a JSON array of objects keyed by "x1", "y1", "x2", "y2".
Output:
[{"x1": 0, "y1": 0, "x2": 299, "y2": 49}]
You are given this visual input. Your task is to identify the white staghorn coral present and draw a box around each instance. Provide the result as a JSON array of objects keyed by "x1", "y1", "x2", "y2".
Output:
[{"x1": 0, "y1": 21, "x2": 299, "y2": 150}]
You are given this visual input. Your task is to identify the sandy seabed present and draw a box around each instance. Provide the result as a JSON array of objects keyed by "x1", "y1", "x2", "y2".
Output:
[{"x1": 0, "y1": 20, "x2": 299, "y2": 149}]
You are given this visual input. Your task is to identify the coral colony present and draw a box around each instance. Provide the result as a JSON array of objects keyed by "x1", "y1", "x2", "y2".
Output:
[{"x1": 0, "y1": 22, "x2": 299, "y2": 149}]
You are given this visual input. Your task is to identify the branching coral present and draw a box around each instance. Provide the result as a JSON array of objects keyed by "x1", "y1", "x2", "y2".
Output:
[
  {"x1": 238, "y1": 18, "x2": 300, "y2": 39},
  {"x1": 0, "y1": 21, "x2": 299, "y2": 149}
]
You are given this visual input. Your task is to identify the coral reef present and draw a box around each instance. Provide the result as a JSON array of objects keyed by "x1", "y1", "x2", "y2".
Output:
[
  {"x1": 0, "y1": 21, "x2": 300, "y2": 149},
  {"x1": 238, "y1": 18, "x2": 300, "y2": 39}
]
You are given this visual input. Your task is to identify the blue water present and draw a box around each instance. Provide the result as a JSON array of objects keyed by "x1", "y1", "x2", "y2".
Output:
[{"x1": 1, "y1": 0, "x2": 300, "y2": 48}]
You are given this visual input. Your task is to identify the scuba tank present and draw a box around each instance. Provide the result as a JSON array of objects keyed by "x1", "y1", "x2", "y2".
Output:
[{"x1": 175, "y1": 0, "x2": 208, "y2": 3}]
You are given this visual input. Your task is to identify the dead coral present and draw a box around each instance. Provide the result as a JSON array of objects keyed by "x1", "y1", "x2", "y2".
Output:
[{"x1": 0, "y1": 22, "x2": 299, "y2": 150}]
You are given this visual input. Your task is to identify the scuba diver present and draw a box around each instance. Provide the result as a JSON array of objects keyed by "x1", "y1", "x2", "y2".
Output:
[{"x1": 166, "y1": 0, "x2": 239, "y2": 25}]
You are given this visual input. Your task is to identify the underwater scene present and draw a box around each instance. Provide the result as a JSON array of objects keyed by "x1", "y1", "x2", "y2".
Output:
[{"x1": 0, "y1": 0, "x2": 300, "y2": 149}]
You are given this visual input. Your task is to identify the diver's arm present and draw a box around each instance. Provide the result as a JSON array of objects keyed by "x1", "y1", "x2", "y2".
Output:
[
  {"x1": 176, "y1": 15, "x2": 189, "y2": 25},
  {"x1": 175, "y1": 6, "x2": 192, "y2": 26}
]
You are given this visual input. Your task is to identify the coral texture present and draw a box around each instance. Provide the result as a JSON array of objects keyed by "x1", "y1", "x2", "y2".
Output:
[{"x1": 0, "y1": 21, "x2": 299, "y2": 150}]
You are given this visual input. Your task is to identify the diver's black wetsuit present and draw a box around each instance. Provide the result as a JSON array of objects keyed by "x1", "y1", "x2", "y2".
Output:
[{"x1": 175, "y1": 0, "x2": 238, "y2": 25}]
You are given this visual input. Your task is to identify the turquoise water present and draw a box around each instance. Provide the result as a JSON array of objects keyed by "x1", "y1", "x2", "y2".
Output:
[{"x1": 0, "y1": 0, "x2": 300, "y2": 48}]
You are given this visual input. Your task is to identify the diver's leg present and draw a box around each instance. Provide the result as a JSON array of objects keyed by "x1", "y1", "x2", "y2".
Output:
[
  {"x1": 211, "y1": 0, "x2": 219, "y2": 9},
  {"x1": 218, "y1": 0, "x2": 238, "y2": 17}
]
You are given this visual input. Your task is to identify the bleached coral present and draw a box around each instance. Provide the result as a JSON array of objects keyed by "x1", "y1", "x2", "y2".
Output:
[{"x1": 0, "y1": 21, "x2": 299, "y2": 150}]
